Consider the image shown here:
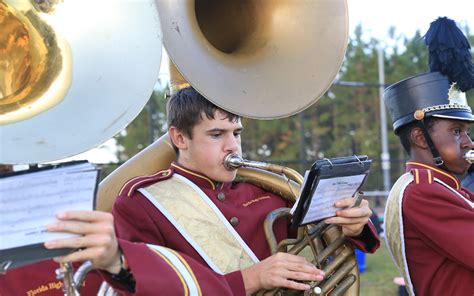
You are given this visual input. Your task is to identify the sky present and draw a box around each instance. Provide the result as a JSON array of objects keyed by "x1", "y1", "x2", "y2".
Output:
[
  {"x1": 348, "y1": 0, "x2": 473, "y2": 40},
  {"x1": 68, "y1": 0, "x2": 474, "y2": 164}
]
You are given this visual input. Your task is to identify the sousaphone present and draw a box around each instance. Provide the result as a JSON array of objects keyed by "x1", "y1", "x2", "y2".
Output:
[
  {"x1": 158, "y1": 0, "x2": 349, "y2": 119},
  {"x1": 2, "y1": 0, "x2": 358, "y2": 295},
  {"x1": 0, "y1": 0, "x2": 162, "y2": 164},
  {"x1": 101, "y1": 1, "x2": 358, "y2": 295}
]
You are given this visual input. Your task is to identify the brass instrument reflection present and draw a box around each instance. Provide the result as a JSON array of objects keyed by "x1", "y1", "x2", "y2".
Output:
[{"x1": 0, "y1": 1, "x2": 71, "y2": 125}]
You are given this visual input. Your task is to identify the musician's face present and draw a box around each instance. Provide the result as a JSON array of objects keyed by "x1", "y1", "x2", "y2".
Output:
[
  {"x1": 431, "y1": 119, "x2": 473, "y2": 175},
  {"x1": 177, "y1": 110, "x2": 242, "y2": 183}
]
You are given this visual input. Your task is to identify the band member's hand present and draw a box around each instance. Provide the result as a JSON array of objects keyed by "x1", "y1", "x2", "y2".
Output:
[
  {"x1": 324, "y1": 198, "x2": 372, "y2": 237},
  {"x1": 44, "y1": 210, "x2": 122, "y2": 274},
  {"x1": 241, "y1": 252, "x2": 324, "y2": 295}
]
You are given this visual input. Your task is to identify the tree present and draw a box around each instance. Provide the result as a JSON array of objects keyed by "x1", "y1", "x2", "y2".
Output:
[
  {"x1": 114, "y1": 86, "x2": 168, "y2": 162},
  {"x1": 109, "y1": 24, "x2": 473, "y2": 193}
]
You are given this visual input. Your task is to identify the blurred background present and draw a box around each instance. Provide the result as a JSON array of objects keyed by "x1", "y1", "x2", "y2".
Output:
[{"x1": 36, "y1": 1, "x2": 473, "y2": 295}]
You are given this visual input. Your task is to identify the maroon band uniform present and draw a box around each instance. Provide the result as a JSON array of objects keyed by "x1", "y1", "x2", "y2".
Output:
[
  {"x1": 107, "y1": 162, "x2": 380, "y2": 295},
  {"x1": 402, "y1": 162, "x2": 474, "y2": 296}
]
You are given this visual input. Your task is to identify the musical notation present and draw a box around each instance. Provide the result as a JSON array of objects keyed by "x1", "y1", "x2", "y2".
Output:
[
  {"x1": 300, "y1": 174, "x2": 367, "y2": 224},
  {"x1": 0, "y1": 162, "x2": 98, "y2": 250},
  {"x1": 290, "y1": 155, "x2": 371, "y2": 227}
]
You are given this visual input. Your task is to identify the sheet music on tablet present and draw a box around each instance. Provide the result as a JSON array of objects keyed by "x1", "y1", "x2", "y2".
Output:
[
  {"x1": 291, "y1": 155, "x2": 371, "y2": 227},
  {"x1": 0, "y1": 161, "x2": 99, "y2": 272}
]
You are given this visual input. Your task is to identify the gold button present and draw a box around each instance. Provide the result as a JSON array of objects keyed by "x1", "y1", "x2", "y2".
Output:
[
  {"x1": 414, "y1": 109, "x2": 425, "y2": 120},
  {"x1": 230, "y1": 217, "x2": 239, "y2": 226},
  {"x1": 161, "y1": 170, "x2": 170, "y2": 177},
  {"x1": 217, "y1": 192, "x2": 225, "y2": 201}
]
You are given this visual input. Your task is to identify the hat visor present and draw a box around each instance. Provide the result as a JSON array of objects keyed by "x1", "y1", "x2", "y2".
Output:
[{"x1": 430, "y1": 110, "x2": 474, "y2": 122}]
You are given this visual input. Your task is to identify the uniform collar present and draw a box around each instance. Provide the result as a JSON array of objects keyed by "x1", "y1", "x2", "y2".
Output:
[
  {"x1": 171, "y1": 162, "x2": 230, "y2": 191},
  {"x1": 406, "y1": 161, "x2": 461, "y2": 190}
]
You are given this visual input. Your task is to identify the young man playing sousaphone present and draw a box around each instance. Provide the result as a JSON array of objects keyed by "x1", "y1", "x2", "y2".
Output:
[
  {"x1": 384, "y1": 17, "x2": 474, "y2": 296},
  {"x1": 44, "y1": 87, "x2": 379, "y2": 295}
]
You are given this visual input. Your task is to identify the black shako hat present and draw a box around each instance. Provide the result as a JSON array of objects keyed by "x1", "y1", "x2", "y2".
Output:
[
  {"x1": 384, "y1": 17, "x2": 474, "y2": 134},
  {"x1": 384, "y1": 71, "x2": 473, "y2": 134}
]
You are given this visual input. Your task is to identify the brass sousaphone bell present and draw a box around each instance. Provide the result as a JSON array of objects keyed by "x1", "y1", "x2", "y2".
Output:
[
  {"x1": 0, "y1": 0, "x2": 162, "y2": 164},
  {"x1": 158, "y1": 0, "x2": 349, "y2": 119}
]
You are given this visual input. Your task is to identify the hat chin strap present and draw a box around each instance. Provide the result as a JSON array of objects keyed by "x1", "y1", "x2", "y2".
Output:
[{"x1": 416, "y1": 121, "x2": 449, "y2": 171}]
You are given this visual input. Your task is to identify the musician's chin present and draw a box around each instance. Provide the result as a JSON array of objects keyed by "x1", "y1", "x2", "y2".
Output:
[{"x1": 213, "y1": 169, "x2": 238, "y2": 184}]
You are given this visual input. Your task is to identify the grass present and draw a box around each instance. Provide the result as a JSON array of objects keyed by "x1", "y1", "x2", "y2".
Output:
[{"x1": 359, "y1": 238, "x2": 401, "y2": 296}]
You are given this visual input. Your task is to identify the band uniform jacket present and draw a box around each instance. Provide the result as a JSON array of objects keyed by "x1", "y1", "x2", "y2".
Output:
[
  {"x1": 108, "y1": 162, "x2": 380, "y2": 295},
  {"x1": 401, "y1": 162, "x2": 474, "y2": 295}
]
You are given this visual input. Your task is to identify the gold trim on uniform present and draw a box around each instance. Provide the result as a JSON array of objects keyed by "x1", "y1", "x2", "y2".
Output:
[
  {"x1": 414, "y1": 169, "x2": 420, "y2": 184},
  {"x1": 151, "y1": 249, "x2": 190, "y2": 296},
  {"x1": 127, "y1": 170, "x2": 172, "y2": 197},
  {"x1": 168, "y1": 249, "x2": 202, "y2": 296},
  {"x1": 119, "y1": 169, "x2": 171, "y2": 197},
  {"x1": 171, "y1": 163, "x2": 216, "y2": 190},
  {"x1": 407, "y1": 161, "x2": 459, "y2": 189}
]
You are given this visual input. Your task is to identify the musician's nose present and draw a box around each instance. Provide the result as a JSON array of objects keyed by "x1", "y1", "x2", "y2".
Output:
[
  {"x1": 224, "y1": 134, "x2": 240, "y2": 153},
  {"x1": 461, "y1": 134, "x2": 473, "y2": 149}
]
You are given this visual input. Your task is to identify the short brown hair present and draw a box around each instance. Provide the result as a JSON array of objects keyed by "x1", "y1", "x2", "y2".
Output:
[{"x1": 167, "y1": 87, "x2": 240, "y2": 150}]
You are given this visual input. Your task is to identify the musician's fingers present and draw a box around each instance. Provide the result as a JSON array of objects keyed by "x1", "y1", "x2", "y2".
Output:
[
  {"x1": 335, "y1": 205, "x2": 371, "y2": 219},
  {"x1": 328, "y1": 199, "x2": 371, "y2": 221},
  {"x1": 52, "y1": 246, "x2": 97, "y2": 263},
  {"x1": 324, "y1": 216, "x2": 368, "y2": 226},
  {"x1": 273, "y1": 252, "x2": 317, "y2": 266},
  {"x1": 46, "y1": 234, "x2": 120, "y2": 272},
  {"x1": 335, "y1": 197, "x2": 370, "y2": 209},
  {"x1": 325, "y1": 212, "x2": 369, "y2": 236},
  {"x1": 55, "y1": 210, "x2": 113, "y2": 223},
  {"x1": 341, "y1": 223, "x2": 367, "y2": 236},
  {"x1": 279, "y1": 279, "x2": 311, "y2": 291},
  {"x1": 261, "y1": 262, "x2": 324, "y2": 291},
  {"x1": 46, "y1": 215, "x2": 115, "y2": 236},
  {"x1": 333, "y1": 197, "x2": 355, "y2": 208},
  {"x1": 244, "y1": 252, "x2": 325, "y2": 292},
  {"x1": 52, "y1": 245, "x2": 121, "y2": 272},
  {"x1": 44, "y1": 233, "x2": 115, "y2": 250},
  {"x1": 282, "y1": 268, "x2": 325, "y2": 281},
  {"x1": 263, "y1": 273, "x2": 312, "y2": 291},
  {"x1": 271, "y1": 254, "x2": 325, "y2": 278}
]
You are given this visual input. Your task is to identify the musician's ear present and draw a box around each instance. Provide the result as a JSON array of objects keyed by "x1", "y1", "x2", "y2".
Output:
[
  {"x1": 410, "y1": 127, "x2": 428, "y2": 149},
  {"x1": 169, "y1": 126, "x2": 188, "y2": 150}
]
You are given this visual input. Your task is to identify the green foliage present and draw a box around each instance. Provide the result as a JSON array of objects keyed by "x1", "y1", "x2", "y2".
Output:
[
  {"x1": 114, "y1": 86, "x2": 168, "y2": 161},
  {"x1": 360, "y1": 239, "x2": 401, "y2": 295},
  {"x1": 113, "y1": 24, "x2": 473, "y2": 192}
]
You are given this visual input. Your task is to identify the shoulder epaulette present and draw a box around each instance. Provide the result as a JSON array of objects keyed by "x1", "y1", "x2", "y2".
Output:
[
  {"x1": 409, "y1": 168, "x2": 434, "y2": 185},
  {"x1": 118, "y1": 169, "x2": 173, "y2": 197}
]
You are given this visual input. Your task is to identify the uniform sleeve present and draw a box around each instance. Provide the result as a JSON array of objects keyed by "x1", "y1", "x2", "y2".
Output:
[
  {"x1": 403, "y1": 184, "x2": 474, "y2": 269},
  {"x1": 112, "y1": 194, "x2": 247, "y2": 295},
  {"x1": 346, "y1": 221, "x2": 380, "y2": 253},
  {"x1": 102, "y1": 240, "x2": 241, "y2": 296}
]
